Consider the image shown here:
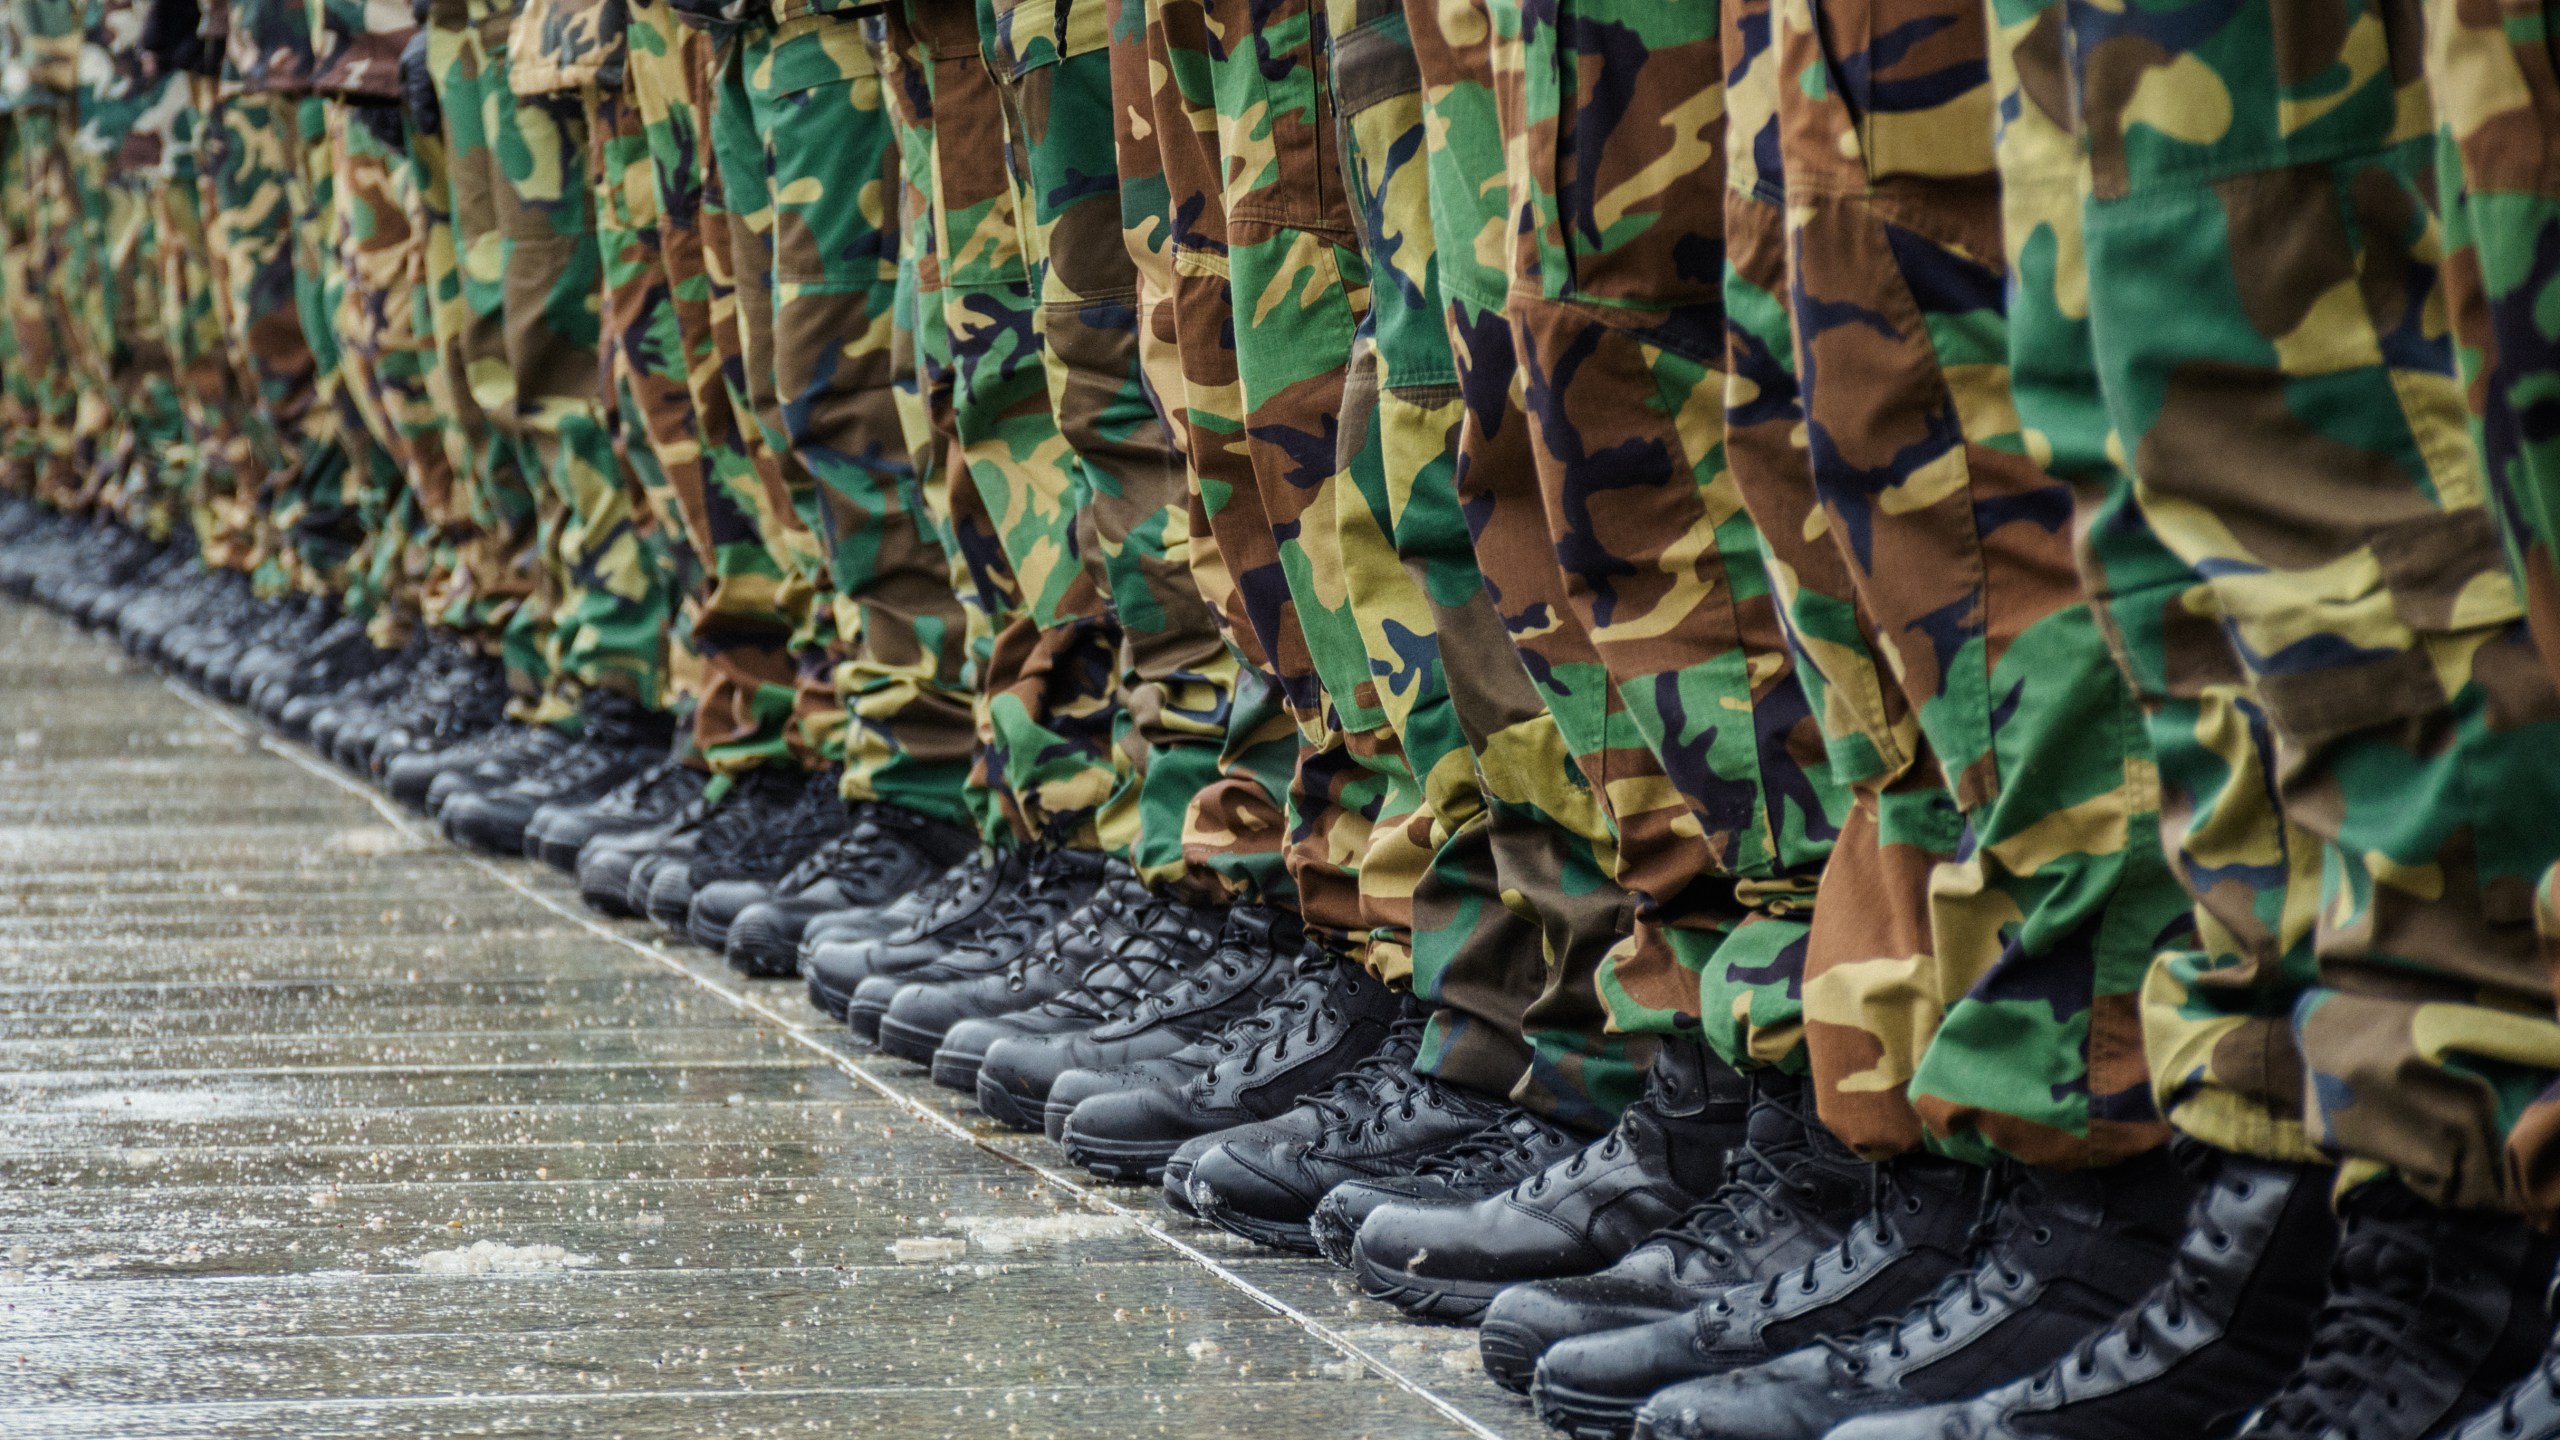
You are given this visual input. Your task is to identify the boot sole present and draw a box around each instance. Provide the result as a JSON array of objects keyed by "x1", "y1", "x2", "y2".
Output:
[
  {"x1": 723, "y1": 937, "x2": 797, "y2": 979},
  {"x1": 928, "y1": 1046, "x2": 986, "y2": 1095},
  {"x1": 1058, "y1": 1128, "x2": 1178, "y2": 1186},
  {"x1": 1189, "y1": 1188, "x2": 1321, "y2": 1255},
  {"x1": 1350, "y1": 1247, "x2": 1503, "y2": 1325},
  {"x1": 1530, "y1": 1379, "x2": 1641, "y2": 1440},
  {"x1": 1474, "y1": 1319, "x2": 1543, "y2": 1393},
  {"x1": 875, "y1": 1015, "x2": 948, "y2": 1066},
  {"x1": 1307, "y1": 1203, "x2": 1359, "y2": 1268},
  {"x1": 973, "y1": 1074, "x2": 1047, "y2": 1133},
  {"x1": 683, "y1": 911, "x2": 731, "y2": 953},
  {"x1": 847, "y1": 997, "x2": 891, "y2": 1044},
  {"x1": 806, "y1": 972, "x2": 854, "y2": 1022}
]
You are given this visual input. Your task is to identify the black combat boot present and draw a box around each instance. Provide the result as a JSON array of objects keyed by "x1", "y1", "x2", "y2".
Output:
[
  {"x1": 801, "y1": 850, "x2": 1025, "y2": 1020},
  {"x1": 366, "y1": 651, "x2": 511, "y2": 786},
  {"x1": 1309, "y1": 1108, "x2": 1586, "y2": 1267},
  {"x1": 441, "y1": 693, "x2": 674, "y2": 854},
  {"x1": 845, "y1": 849, "x2": 1107, "y2": 1043},
  {"x1": 1186, "y1": 1013, "x2": 1516, "y2": 1253},
  {"x1": 1479, "y1": 1070, "x2": 1874, "y2": 1395},
  {"x1": 880, "y1": 867, "x2": 1203, "y2": 1076},
  {"x1": 2211, "y1": 1180, "x2": 2555, "y2": 1440},
  {"x1": 524, "y1": 755, "x2": 706, "y2": 871},
  {"x1": 574, "y1": 795, "x2": 704, "y2": 917},
  {"x1": 2437, "y1": 1279, "x2": 2560, "y2": 1440},
  {"x1": 717, "y1": 803, "x2": 979, "y2": 977},
  {"x1": 637, "y1": 764, "x2": 824, "y2": 934},
  {"x1": 1816, "y1": 1149, "x2": 2338, "y2": 1440},
  {"x1": 674, "y1": 767, "x2": 855, "y2": 947},
  {"x1": 1532, "y1": 1153, "x2": 1987, "y2": 1436},
  {"x1": 1631, "y1": 1147, "x2": 2197, "y2": 1440},
  {"x1": 953, "y1": 896, "x2": 1232, "y2": 1120},
  {"x1": 974, "y1": 904, "x2": 1303, "y2": 1134},
  {"x1": 1056, "y1": 947, "x2": 1401, "y2": 1187},
  {"x1": 1349, "y1": 1036, "x2": 1751, "y2": 1324},
  {"x1": 391, "y1": 722, "x2": 565, "y2": 815},
  {"x1": 797, "y1": 849, "x2": 1000, "y2": 958}
]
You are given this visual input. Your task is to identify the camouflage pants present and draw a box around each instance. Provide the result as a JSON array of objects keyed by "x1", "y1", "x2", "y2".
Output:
[
  {"x1": 1403, "y1": 0, "x2": 1833, "y2": 1095},
  {"x1": 403, "y1": 92, "x2": 539, "y2": 654},
  {"x1": 712, "y1": 11, "x2": 977, "y2": 819},
  {"x1": 268, "y1": 94, "x2": 365, "y2": 599},
  {"x1": 616, "y1": 0, "x2": 806, "y2": 774},
  {"x1": 153, "y1": 140, "x2": 261, "y2": 568},
  {"x1": 6, "y1": 105, "x2": 83, "y2": 504},
  {"x1": 877, "y1": 0, "x2": 1129, "y2": 848},
  {"x1": 1120, "y1": 0, "x2": 1423, "y2": 969},
  {"x1": 1704, "y1": 0, "x2": 2185, "y2": 1170},
  {"x1": 1992, "y1": 0, "x2": 2560, "y2": 1214},
  {"x1": 1310, "y1": 0, "x2": 1645, "y2": 1122},
  {"x1": 204, "y1": 89, "x2": 330, "y2": 594},
  {"x1": 485, "y1": 65, "x2": 675, "y2": 708},
  {"x1": 429, "y1": 0, "x2": 560, "y2": 699},
  {"x1": 2424, "y1": 0, "x2": 2560, "y2": 1220},
  {"x1": 978, "y1": 0, "x2": 1294, "y2": 905},
  {"x1": 323, "y1": 100, "x2": 440, "y2": 635}
]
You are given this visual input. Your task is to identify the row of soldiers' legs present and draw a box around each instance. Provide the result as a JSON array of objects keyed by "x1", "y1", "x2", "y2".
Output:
[{"x1": 10, "y1": 0, "x2": 2560, "y2": 1434}]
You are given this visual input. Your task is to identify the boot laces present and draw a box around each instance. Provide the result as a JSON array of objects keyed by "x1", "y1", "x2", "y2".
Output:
[
  {"x1": 1521, "y1": 1049, "x2": 1699, "y2": 1198},
  {"x1": 2239, "y1": 1213, "x2": 2462, "y2": 1437},
  {"x1": 602, "y1": 758, "x2": 689, "y2": 812},
  {"x1": 944, "y1": 852, "x2": 1090, "y2": 962},
  {"x1": 1749, "y1": 1162, "x2": 1928, "y2": 1312},
  {"x1": 1302, "y1": 1013, "x2": 1432, "y2": 1140},
  {"x1": 1649, "y1": 1107, "x2": 1829, "y2": 1275},
  {"x1": 1199, "y1": 952, "x2": 1355, "y2": 1079},
  {"x1": 1418, "y1": 1111, "x2": 1576, "y2": 1185},
  {"x1": 1100, "y1": 934, "x2": 1264, "y2": 1033},
  {"x1": 1033, "y1": 894, "x2": 1209, "y2": 1020},
  {"x1": 782, "y1": 807, "x2": 938, "y2": 893},
  {"x1": 1816, "y1": 1168, "x2": 2029, "y2": 1371}
]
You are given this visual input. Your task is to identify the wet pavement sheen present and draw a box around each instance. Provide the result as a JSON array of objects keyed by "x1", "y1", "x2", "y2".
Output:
[{"x1": 0, "y1": 602, "x2": 1541, "y2": 1440}]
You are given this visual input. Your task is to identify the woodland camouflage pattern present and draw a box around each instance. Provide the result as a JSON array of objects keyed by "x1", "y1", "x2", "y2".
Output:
[
  {"x1": 1992, "y1": 0, "x2": 2560, "y2": 1213},
  {"x1": 1760, "y1": 0, "x2": 2186, "y2": 1170},
  {"x1": 2425, "y1": 0, "x2": 2560, "y2": 1224}
]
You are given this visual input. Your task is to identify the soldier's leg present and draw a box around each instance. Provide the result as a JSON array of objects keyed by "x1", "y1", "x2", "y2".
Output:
[
  {"x1": 1802, "y1": 6, "x2": 2560, "y2": 1440},
  {"x1": 706, "y1": 25, "x2": 840, "y2": 775},
  {"x1": 621, "y1": 0, "x2": 804, "y2": 778},
  {"x1": 493, "y1": 44, "x2": 675, "y2": 712},
  {"x1": 739, "y1": 10, "x2": 975, "y2": 827},
  {"x1": 2425, "y1": 0, "x2": 2560, "y2": 1237},
  {"x1": 428, "y1": 0, "x2": 556, "y2": 710},
  {"x1": 980, "y1": 0, "x2": 1290, "y2": 907}
]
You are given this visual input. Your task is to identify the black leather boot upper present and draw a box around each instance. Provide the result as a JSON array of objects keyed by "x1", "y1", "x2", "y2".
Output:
[
  {"x1": 1818, "y1": 1150, "x2": 2338, "y2": 1440},
  {"x1": 1185, "y1": 1012, "x2": 1514, "y2": 1252},
  {"x1": 1633, "y1": 1147, "x2": 2198, "y2": 1440},
  {"x1": 801, "y1": 849, "x2": 1026, "y2": 1019},
  {"x1": 2440, "y1": 1279, "x2": 2560, "y2": 1440},
  {"x1": 981, "y1": 904, "x2": 1305, "y2": 1136},
  {"x1": 2220, "y1": 1179, "x2": 2556, "y2": 1440},
  {"x1": 1309, "y1": 1106, "x2": 1585, "y2": 1268},
  {"x1": 1479, "y1": 1070, "x2": 1874, "y2": 1394},
  {"x1": 717, "y1": 802, "x2": 978, "y2": 976},
  {"x1": 1056, "y1": 946, "x2": 1400, "y2": 1185},
  {"x1": 959, "y1": 891, "x2": 1247, "y2": 1123},
  {"x1": 875, "y1": 862, "x2": 1163, "y2": 1064},
  {"x1": 846, "y1": 848, "x2": 1107, "y2": 1042},
  {"x1": 934, "y1": 881, "x2": 1224, "y2": 1096},
  {"x1": 1348, "y1": 1036, "x2": 1752, "y2": 1323},
  {"x1": 527, "y1": 756, "x2": 706, "y2": 871}
]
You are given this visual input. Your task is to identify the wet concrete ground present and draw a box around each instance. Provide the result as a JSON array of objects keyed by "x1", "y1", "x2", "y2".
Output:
[{"x1": 0, "y1": 600, "x2": 1543, "y2": 1440}]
